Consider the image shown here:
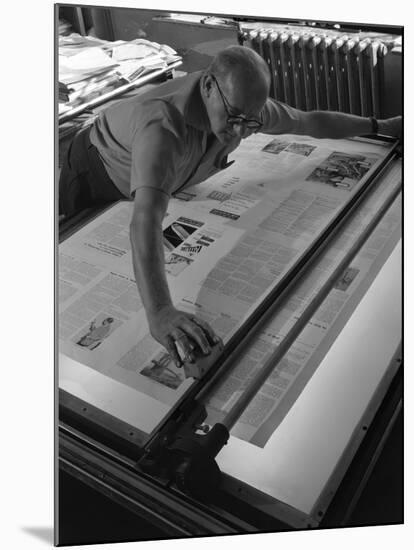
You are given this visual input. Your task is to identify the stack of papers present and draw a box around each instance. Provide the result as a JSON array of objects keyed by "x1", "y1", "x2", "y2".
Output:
[{"x1": 58, "y1": 33, "x2": 181, "y2": 113}]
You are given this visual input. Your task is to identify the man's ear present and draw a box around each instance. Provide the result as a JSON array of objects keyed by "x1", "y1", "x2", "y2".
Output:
[{"x1": 201, "y1": 73, "x2": 214, "y2": 99}]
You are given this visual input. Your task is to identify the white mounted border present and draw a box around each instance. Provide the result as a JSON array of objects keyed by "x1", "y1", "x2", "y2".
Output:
[{"x1": 218, "y1": 240, "x2": 401, "y2": 527}]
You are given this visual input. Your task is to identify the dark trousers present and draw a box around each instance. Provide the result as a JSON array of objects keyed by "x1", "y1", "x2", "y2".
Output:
[{"x1": 59, "y1": 126, "x2": 125, "y2": 217}]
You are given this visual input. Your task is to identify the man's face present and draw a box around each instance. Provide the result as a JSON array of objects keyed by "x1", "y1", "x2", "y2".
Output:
[{"x1": 203, "y1": 73, "x2": 268, "y2": 145}]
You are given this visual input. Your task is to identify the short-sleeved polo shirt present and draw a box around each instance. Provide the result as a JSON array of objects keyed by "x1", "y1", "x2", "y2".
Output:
[{"x1": 89, "y1": 71, "x2": 305, "y2": 199}]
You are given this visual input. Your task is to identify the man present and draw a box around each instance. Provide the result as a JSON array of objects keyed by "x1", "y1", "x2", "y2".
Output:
[{"x1": 59, "y1": 45, "x2": 402, "y2": 367}]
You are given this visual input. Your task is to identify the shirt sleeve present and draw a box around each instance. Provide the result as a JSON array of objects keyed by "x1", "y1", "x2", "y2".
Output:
[
  {"x1": 260, "y1": 98, "x2": 306, "y2": 135},
  {"x1": 130, "y1": 100, "x2": 186, "y2": 197}
]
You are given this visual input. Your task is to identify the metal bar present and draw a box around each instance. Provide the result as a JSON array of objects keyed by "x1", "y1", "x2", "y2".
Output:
[
  {"x1": 309, "y1": 35, "x2": 321, "y2": 110},
  {"x1": 345, "y1": 38, "x2": 359, "y2": 114},
  {"x1": 278, "y1": 32, "x2": 292, "y2": 105},
  {"x1": 363, "y1": 42, "x2": 374, "y2": 116},
  {"x1": 370, "y1": 41, "x2": 383, "y2": 118},
  {"x1": 365, "y1": 44, "x2": 377, "y2": 115},
  {"x1": 259, "y1": 30, "x2": 276, "y2": 98},
  {"x1": 59, "y1": 458, "x2": 188, "y2": 536},
  {"x1": 240, "y1": 30, "x2": 252, "y2": 50},
  {"x1": 59, "y1": 421, "x2": 141, "y2": 470},
  {"x1": 272, "y1": 31, "x2": 286, "y2": 102},
  {"x1": 248, "y1": 30, "x2": 262, "y2": 59},
  {"x1": 321, "y1": 37, "x2": 333, "y2": 111},
  {"x1": 376, "y1": 42, "x2": 388, "y2": 118},
  {"x1": 298, "y1": 33, "x2": 310, "y2": 110},
  {"x1": 370, "y1": 41, "x2": 379, "y2": 118},
  {"x1": 333, "y1": 36, "x2": 346, "y2": 112},
  {"x1": 267, "y1": 31, "x2": 279, "y2": 100},
  {"x1": 357, "y1": 39, "x2": 370, "y2": 117},
  {"x1": 288, "y1": 32, "x2": 301, "y2": 108},
  {"x1": 327, "y1": 37, "x2": 339, "y2": 111},
  {"x1": 59, "y1": 429, "x2": 252, "y2": 535},
  {"x1": 315, "y1": 36, "x2": 329, "y2": 110},
  {"x1": 337, "y1": 37, "x2": 350, "y2": 112},
  {"x1": 221, "y1": 181, "x2": 401, "y2": 431},
  {"x1": 74, "y1": 7, "x2": 87, "y2": 36}
]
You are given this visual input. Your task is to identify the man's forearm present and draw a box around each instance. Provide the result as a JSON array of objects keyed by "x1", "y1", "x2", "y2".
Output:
[
  {"x1": 129, "y1": 213, "x2": 172, "y2": 316},
  {"x1": 300, "y1": 111, "x2": 373, "y2": 139}
]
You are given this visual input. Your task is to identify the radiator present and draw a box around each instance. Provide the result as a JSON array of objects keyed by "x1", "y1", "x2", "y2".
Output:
[{"x1": 240, "y1": 27, "x2": 399, "y2": 118}]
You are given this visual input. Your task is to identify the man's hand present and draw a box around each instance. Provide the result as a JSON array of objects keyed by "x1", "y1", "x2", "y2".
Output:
[
  {"x1": 148, "y1": 305, "x2": 222, "y2": 367},
  {"x1": 378, "y1": 116, "x2": 402, "y2": 140}
]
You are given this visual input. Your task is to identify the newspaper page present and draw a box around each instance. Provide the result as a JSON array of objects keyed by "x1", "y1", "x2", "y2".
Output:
[
  {"x1": 59, "y1": 133, "x2": 396, "y2": 434},
  {"x1": 204, "y1": 159, "x2": 401, "y2": 446}
]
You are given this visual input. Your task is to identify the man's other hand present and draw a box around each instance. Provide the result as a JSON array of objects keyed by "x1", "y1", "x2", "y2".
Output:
[
  {"x1": 148, "y1": 306, "x2": 223, "y2": 367},
  {"x1": 378, "y1": 116, "x2": 402, "y2": 140}
]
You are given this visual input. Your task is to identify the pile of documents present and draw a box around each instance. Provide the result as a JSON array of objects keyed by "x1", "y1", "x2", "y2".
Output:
[
  {"x1": 59, "y1": 33, "x2": 181, "y2": 114},
  {"x1": 58, "y1": 18, "x2": 73, "y2": 36}
]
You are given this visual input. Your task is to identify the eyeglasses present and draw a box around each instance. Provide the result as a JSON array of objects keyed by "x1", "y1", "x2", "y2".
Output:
[{"x1": 211, "y1": 74, "x2": 263, "y2": 130}]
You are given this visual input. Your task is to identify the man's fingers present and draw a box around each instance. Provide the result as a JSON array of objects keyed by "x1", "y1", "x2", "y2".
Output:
[
  {"x1": 165, "y1": 336, "x2": 182, "y2": 368},
  {"x1": 190, "y1": 316, "x2": 222, "y2": 346},
  {"x1": 171, "y1": 329, "x2": 196, "y2": 363},
  {"x1": 182, "y1": 319, "x2": 212, "y2": 355}
]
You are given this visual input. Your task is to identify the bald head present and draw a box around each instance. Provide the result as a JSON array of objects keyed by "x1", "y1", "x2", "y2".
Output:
[
  {"x1": 200, "y1": 46, "x2": 270, "y2": 144},
  {"x1": 208, "y1": 46, "x2": 271, "y2": 101}
]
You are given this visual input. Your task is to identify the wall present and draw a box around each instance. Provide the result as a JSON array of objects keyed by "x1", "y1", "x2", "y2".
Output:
[{"x1": 86, "y1": 7, "x2": 402, "y2": 116}]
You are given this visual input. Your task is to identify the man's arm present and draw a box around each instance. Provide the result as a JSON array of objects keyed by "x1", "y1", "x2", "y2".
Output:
[
  {"x1": 262, "y1": 99, "x2": 402, "y2": 140},
  {"x1": 294, "y1": 111, "x2": 402, "y2": 140},
  {"x1": 129, "y1": 187, "x2": 221, "y2": 367}
]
